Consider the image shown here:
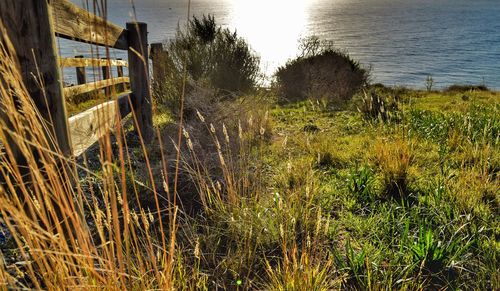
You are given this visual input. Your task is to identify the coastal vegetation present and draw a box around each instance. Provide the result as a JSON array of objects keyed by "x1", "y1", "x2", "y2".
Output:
[
  {"x1": 275, "y1": 36, "x2": 369, "y2": 103},
  {"x1": 1, "y1": 11, "x2": 498, "y2": 291},
  {"x1": 153, "y1": 15, "x2": 261, "y2": 113}
]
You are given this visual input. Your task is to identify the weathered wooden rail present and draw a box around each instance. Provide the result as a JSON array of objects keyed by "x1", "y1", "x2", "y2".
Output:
[{"x1": 0, "y1": 0, "x2": 163, "y2": 157}]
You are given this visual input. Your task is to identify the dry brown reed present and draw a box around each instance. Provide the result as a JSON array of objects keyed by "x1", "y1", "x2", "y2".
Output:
[{"x1": 0, "y1": 4, "x2": 178, "y2": 288}]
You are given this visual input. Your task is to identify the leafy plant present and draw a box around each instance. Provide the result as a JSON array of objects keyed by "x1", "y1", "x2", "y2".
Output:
[
  {"x1": 409, "y1": 225, "x2": 474, "y2": 284},
  {"x1": 333, "y1": 240, "x2": 370, "y2": 289},
  {"x1": 348, "y1": 165, "x2": 375, "y2": 205},
  {"x1": 410, "y1": 228, "x2": 447, "y2": 273}
]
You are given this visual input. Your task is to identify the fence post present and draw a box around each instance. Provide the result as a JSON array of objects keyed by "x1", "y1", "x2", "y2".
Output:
[
  {"x1": 116, "y1": 58, "x2": 125, "y2": 92},
  {"x1": 0, "y1": 0, "x2": 72, "y2": 157},
  {"x1": 75, "y1": 55, "x2": 87, "y2": 85},
  {"x1": 127, "y1": 22, "x2": 153, "y2": 142},
  {"x1": 150, "y1": 42, "x2": 167, "y2": 81},
  {"x1": 101, "y1": 57, "x2": 111, "y2": 97}
]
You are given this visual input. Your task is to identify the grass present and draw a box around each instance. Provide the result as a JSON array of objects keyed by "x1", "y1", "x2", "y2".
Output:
[
  {"x1": 274, "y1": 90, "x2": 499, "y2": 289},
  {"x1": 2, "y1": 58, "x2": 499, "y2": 289},
  {"x1": 65, "y1": 86, "x2": 132, "y2": 116}
]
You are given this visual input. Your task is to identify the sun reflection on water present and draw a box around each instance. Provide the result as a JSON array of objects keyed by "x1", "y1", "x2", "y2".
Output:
[{"x1": 228, "y1": 0, "x2": 311, "y2": 78}]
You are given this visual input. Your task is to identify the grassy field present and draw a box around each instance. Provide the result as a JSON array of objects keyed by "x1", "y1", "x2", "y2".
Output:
[
  {"x1": 255, "y1": 88, "x2": 499, "y2": 289},
  {"x1": 123, "y1": 87, "x2": 498, "y2": 289},
  {"x1": 1, "y1": 83, "x2": 498, "y2": 289}
]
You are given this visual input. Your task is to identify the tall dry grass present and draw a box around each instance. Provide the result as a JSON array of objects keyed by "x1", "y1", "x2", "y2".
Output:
[
  {"x1": 0, "y1": 8, "x2": 178, "y2": 289},
  {"x1": 374, "y1": 138, "x2": 413, "y2": 200},
  {"x1": 0, "y1": 0, "x2": 280, "y2": 288}
]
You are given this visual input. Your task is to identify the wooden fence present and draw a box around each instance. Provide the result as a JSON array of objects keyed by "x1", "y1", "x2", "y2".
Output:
[{"x1": 0, "y1": 0, "x2": 165, "y2": 157}]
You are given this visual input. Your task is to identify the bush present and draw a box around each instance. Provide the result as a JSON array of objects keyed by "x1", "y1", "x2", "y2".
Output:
[
  {"x1": 157, "y1": 15, "x2": 260, "y2": 109},
  {"x1": 445, "y1": 84, "x2": 489, "y2": 93},
  {"x1": 274, "y1": 36, "x2": 369, "y2": 103}
]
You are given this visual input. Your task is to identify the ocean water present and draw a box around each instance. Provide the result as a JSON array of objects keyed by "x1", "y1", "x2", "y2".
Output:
[{"x1": 61, "y1": 0, "x2": 500, "y2": 89}]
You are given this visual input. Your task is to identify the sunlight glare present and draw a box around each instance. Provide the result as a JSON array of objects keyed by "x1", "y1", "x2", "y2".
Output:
[{"x1": 228, "y1": 0, "x2": 310, "y2": 77}]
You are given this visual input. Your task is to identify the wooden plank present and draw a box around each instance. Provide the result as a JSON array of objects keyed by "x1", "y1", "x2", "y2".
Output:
[
  {"x1": 60, "y1": 57, "x2": 128, "y2": 68},
  {"x1": 50, "y1": 0, "x2": 128, "y2": 50},
  {"x1": 0, "y1": 0, "x2": 72, "y2": 156},
  {"x1": 63, "y1": 77, "x2": 129, "y2": 98},
  {"x1": 127, "y1": 22, "x2": 153, "y2": 142},
  {"x1": 68, "y1": 92, "x2": 131, "y2": 156}
]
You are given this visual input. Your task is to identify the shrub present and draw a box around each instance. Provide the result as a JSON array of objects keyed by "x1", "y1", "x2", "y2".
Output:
[
  {"x1": 274, "y1": 36, "x2": 369, "y2": 103},
  {"x1": 156, "y1": 87, "x2": 273, "y2": 214},
  {"x1": 425, "y1": 75, "x2": 434, "y2": 92},
  {"x1": 158, "y1": 15, "x2": 260, "y2": 108},
  {"x1": 445, "y1": 84, "x2": 489, "y2": 93},
  {"x1": 150, "y1": 44, "x2": 185, "y2": 112}
]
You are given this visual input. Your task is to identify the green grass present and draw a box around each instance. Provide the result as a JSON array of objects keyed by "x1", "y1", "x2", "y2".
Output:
[
  {"x1": 255, "y1": 89, "x2": 499, "y2": 289},
  {"x1": 65, "y1": 85, "x2": 133, "y2": 116},
  {"x1": 406, "y1": 90, "x2": 499, "y2": 111},
  {"x1": 152, "y1": 88, "x2": 496, "y2": 289},
  {"x1": 2, "y1": 85, "x2": 498, "y2": 289},
  {"x1": 65, "y1": 92, "x2": 105, "y2": 116}
]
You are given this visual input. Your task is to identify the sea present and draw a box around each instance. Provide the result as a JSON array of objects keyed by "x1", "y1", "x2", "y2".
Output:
[{"x1": 60, "y1": 0, "x2": 500, "y2": 89}]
